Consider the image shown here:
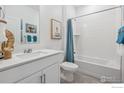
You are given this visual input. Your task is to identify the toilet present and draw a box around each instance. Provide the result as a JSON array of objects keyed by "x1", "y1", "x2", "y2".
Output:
[{"x1": 60, "y1": 62, "x2": 78, "y2": 82}]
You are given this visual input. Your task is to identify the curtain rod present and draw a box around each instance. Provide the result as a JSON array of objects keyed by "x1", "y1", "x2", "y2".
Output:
[{"x1": 71, "y1": 6, "x2": 122, "y2": 20}]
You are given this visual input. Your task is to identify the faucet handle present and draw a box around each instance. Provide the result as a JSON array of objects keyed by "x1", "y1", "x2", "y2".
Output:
[
  {"x1": 24, "y1": 49, "x2": 32, "y2": 53},
  {"x1": 24, "y1": 49, "x2": 27, "y2": 53},
  {"x1": 28, "y1": 49, "x2": 32, "y2": 53}
]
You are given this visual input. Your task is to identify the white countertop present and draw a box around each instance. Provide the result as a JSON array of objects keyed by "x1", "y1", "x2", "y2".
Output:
[{"x1": 0, "y1": 49, "x2": 63, "y2": 72}]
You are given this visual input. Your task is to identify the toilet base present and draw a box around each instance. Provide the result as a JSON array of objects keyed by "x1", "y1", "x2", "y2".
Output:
[{"x1": 61, "y1": 69, "x2": 74, "y2": 82}]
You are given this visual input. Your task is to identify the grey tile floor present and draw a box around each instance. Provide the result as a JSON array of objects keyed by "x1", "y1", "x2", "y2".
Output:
[{"x1": 61, "y1": 71, "x2": 100, "y2": 83}]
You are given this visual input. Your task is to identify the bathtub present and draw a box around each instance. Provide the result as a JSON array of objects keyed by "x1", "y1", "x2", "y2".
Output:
[{"x1": 75, "y1": 56, "x2": 121, "y2": 83}]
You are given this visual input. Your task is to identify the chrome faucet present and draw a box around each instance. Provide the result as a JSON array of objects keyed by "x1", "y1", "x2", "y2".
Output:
[{"x1": 24, "y1": 49, "x2": 32, "y2": 53}]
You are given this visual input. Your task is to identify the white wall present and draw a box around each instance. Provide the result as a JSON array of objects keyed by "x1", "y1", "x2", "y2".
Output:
[
  {"x1": 75, "y1": 5, "x2": 122, "y2": 64},
  {"x1": 4, "y1": 5, "x2": 40, "y2": 53},
  {"x1": 40, "y1": 5, "x2": 64, "y2": 50},
  {"x1": 3, "y1": 5, "x2": 64, "y2": 53},
  {"x1": 1, "y1": 5, "x2": 76, "y2": 54},
  {"x1": 65, "y1": 6, "x2": 76, "y2": 19},
  {"x1": 38, "y1": 5, "x2": 76, "y2": 52}
]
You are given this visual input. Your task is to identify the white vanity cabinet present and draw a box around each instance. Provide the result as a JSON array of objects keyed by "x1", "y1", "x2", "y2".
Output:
[
  {"x1": 18, "y1": 63, "x2": 60, "y2": 83},
  {"x1": 0, "y1": 50, "x2": 63, "y2": 83},
  {"x1": 42, "y1": 63, "x2": 60, "y2": 83},
  {"x1": 18, "y1": 71, "x2": 43, "y2": 83}
]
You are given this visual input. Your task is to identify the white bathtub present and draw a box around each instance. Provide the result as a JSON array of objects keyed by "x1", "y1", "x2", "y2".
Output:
[{"x1": 75, "y1": 56, "x2": 121, "y2": 83}]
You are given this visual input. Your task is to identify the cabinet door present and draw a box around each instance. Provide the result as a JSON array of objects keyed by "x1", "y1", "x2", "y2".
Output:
[
  {"x1": 43, "y1": 63, "x2": 60, "y2": 83},
  {"x1": 18, "y1": 71, "x2": 43, "y2": 83}
]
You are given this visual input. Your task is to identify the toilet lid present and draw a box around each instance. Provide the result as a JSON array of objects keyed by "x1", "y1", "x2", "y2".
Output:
[{"x1": 61, "y1": 62, "x2": 78, "y2": 69}]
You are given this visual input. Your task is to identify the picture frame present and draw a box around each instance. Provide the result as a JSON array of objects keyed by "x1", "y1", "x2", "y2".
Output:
[
  {"x1": 51, "y1": 19, "x2": 62, "y2": 39},
  {"x1": 26, "y1": 23, "x2": 37, "y2": 33}
]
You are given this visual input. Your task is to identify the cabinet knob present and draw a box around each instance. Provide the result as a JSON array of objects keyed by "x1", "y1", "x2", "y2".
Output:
[
  {"x1": 40, "y1": 76, "x2": 43, "y2": 83},
  {"x1": 43, "y1": 74, "x2": 46, "y2": 83}
]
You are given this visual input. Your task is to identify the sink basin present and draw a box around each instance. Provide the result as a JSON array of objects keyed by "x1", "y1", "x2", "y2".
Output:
[{"x1": 16, "y1": 51, "x2": 48, "y2": 59}]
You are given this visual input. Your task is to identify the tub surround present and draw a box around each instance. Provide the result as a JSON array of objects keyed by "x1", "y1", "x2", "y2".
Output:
[
  {"x1": 0, "y1": 49, "x2": 64, "y2": 83},
  {"x1": 75, "y1": 56, "x2": 120, "y2": 83}
]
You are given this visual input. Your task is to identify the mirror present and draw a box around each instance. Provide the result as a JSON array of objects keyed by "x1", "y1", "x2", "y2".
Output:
[{"x1": 4, "y1": 5, "x2": 40, "y2": 44}]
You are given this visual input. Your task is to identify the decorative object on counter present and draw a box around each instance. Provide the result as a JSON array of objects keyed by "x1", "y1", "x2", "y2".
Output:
[
  {"x1": 1, "y1": 29, "x2": 15, "y2": 59},
  {"x1": 0, "y1": 6, "x2": 15, "y2": 60},
  {"x1": 51, "y1": 19, "x2": 62, "y2": 39},
  {"x1": 0, "y1": 52, "x2": 4, "y2": 59}
]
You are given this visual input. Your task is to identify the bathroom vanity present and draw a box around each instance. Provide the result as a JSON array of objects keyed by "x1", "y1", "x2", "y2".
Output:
[{"x1": 0, "y1": 49, "x2": 64, "y2": 83}]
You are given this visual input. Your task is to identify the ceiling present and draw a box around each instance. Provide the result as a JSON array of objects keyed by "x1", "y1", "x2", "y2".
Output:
[
  {"x1": 73, "y1": 5, "x2": 85, "y2": 8},
  {"x1": 27, "y1": 5, "x2": 40, "y2": 11}
]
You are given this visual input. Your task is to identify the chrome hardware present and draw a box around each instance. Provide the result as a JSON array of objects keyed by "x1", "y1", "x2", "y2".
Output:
[
  {"x1": 40, "y1": 74, "x2": 46, "y2": 83},
  {"x1": 43, "y1": 74, "x2": 46, "y2": 83},
  {"x1": 24, "y1": 49, "x2": 32, "y2": 53},
  {"x1": 40, "y1": 76, "x2": 43, "y2": 83}
]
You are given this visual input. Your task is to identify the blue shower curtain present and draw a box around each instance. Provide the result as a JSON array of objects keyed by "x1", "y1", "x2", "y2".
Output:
[
  {"x1": 116, "y1": 26, "x2": 124, "y2": 44},
  {"x1": 66, "y1": 19, "x2": 74, "y2": 63}
]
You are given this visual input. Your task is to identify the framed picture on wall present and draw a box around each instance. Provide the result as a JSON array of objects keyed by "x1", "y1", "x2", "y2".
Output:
[
  {"x1": 26, "y1": 23, "x2": 37, "y2": 33},
  {"x1": 51, "y1": 19, "x2": 62, "y2": 39}
]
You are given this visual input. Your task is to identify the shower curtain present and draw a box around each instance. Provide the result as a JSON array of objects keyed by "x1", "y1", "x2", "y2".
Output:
[{"x1": 66, "y1": 19, "x2": 74, "y2": 63}]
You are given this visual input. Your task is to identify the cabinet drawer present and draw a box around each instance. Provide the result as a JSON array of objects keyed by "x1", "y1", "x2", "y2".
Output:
[
  {"x1": 0, "y1": 53, "x2": 63, "y2": 83},
  {"x1": 18, "y1": 71, "x2": 43, "y2": 83}
]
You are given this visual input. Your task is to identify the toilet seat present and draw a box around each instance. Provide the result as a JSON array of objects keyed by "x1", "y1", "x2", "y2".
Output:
[{"x1": 60, "y1": 62, "x2": 78, "y2": 72}]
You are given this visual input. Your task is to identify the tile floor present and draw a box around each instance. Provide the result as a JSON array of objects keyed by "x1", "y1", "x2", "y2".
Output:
[{"x1": 61, "y1": 71, "x2": 100, "y2": 83}]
